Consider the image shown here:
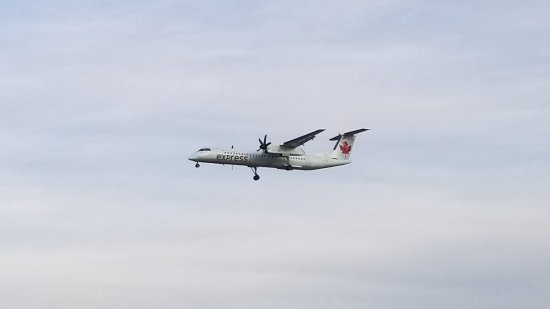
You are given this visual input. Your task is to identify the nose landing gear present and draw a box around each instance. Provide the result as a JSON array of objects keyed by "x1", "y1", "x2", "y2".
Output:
[{"x1": 195, "y1": 162, "x2": 200, "y2": 168}]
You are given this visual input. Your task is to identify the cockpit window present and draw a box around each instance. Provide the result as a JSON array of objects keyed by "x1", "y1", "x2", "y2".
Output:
[{"x1": 198, "y1": 148, "x2": 211, "y2": 152}]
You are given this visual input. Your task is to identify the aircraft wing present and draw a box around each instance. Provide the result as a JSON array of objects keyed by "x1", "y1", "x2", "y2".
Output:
[{"x1": 281, "y1": 129, "x2": 325, "y2": 148}]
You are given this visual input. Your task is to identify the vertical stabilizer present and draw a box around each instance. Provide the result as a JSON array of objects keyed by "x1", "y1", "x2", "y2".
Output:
[{"x1": 329, "y1": 128, "x2": 369, "y2": 160}]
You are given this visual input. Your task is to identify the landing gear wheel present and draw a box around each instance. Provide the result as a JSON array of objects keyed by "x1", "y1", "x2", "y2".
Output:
[
  {"x1": 195, "y1": 162, "x2": 200, "y2": 168},
  {"x1": 250, "y1": 166, "x2": 260, "y2": 181}
]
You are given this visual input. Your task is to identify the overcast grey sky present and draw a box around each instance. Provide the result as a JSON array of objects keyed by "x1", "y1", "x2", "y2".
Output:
[{"x1": 1, "y1": 1, "x2": 549, "y2": 308}]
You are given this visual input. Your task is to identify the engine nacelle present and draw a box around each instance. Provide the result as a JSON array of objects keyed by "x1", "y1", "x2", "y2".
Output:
[{"x1": 266, "y1": 145, "x2": 305, "y2": 156}]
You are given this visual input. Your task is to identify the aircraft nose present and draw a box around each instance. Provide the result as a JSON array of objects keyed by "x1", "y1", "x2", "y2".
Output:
[{"x1": 188, "y1": 153, "x2": 198, "y2": 161}]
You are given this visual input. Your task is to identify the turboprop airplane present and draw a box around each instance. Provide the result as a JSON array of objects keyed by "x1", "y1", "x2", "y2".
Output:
[{"x1": 188, "y1": 128, "x2": 369, "y2": 181}]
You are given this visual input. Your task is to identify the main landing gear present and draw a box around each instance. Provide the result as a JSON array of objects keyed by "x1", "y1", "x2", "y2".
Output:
[
  {"x1": 250, "y1": 166, "x2": 260, "y2": 181},
  {"x1": 195, "y1": 162, "x2": 200, "y2": 168}
]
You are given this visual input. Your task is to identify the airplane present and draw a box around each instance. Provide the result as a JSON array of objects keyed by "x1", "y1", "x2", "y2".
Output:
[{"x1": 188, "y1": 128, "x2": 369, "y2": 181}]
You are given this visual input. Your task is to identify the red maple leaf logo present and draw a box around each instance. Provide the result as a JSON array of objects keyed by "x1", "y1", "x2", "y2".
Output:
[{"x1": 339, "y1": 141, "x2": 352, "y2": 154}]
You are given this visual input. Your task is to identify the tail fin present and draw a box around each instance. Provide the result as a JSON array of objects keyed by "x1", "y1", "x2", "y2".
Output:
[{"x1": 329, "y1": 128, "x2": 369, "y2": 160}]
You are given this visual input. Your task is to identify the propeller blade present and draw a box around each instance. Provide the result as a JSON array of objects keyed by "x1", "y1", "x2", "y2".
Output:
[{"x1": 257, "y1": 134, "x2": 271, "y2": 152}]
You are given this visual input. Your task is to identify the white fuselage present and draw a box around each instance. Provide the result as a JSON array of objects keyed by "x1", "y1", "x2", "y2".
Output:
[{"x1": 188, "y1": 148, "x2": 350, "y2": 170}]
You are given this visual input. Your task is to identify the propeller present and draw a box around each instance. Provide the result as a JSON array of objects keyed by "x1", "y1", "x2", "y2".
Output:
[{"x1": 257, "y1": 134, "x2": 271, "y2": 152}]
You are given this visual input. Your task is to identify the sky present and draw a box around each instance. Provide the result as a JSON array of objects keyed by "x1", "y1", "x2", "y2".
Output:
[{"x1": 1, "y1": 0, "x2": 550, "y2": 308}]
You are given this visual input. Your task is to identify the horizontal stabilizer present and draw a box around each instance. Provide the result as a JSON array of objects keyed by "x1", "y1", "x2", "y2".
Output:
[{"x1": 329, "y1": 128, "x2": 369, "y2": 141}]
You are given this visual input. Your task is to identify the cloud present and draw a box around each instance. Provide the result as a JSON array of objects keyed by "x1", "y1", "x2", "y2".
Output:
[{"x1": 1, "y1": 1, "x2": 550, "y2": 308}]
